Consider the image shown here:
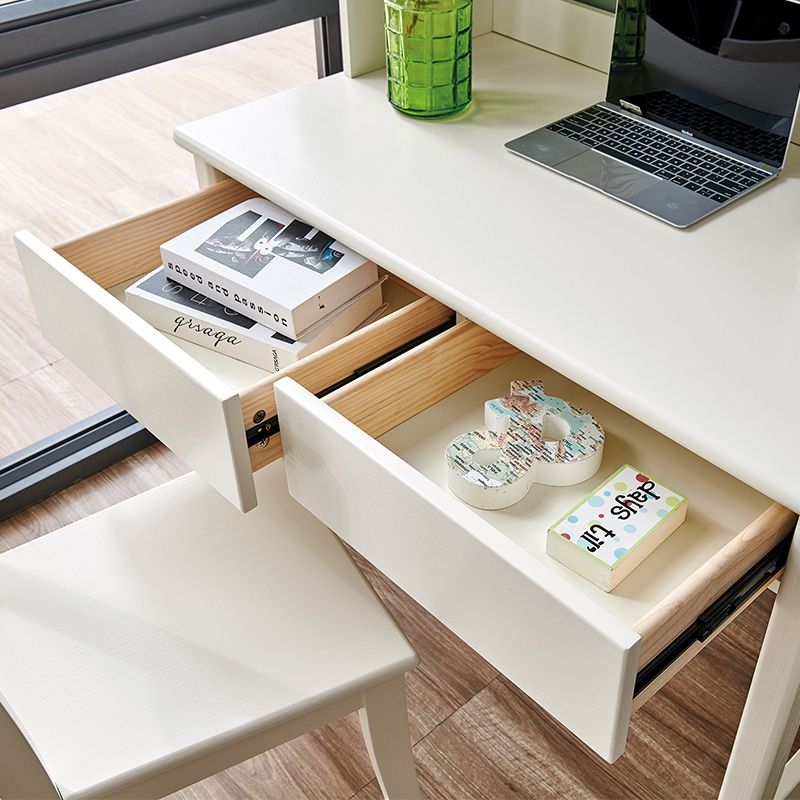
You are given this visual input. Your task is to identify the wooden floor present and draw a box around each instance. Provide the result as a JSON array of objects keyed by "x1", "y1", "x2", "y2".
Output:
[{"x1": 0, "y1": 21, "x2": 791, "y2": 800}]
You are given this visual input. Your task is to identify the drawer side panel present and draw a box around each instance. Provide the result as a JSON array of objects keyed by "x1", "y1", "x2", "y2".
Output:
[
  {"x1": 275, "y1": 378, "x2": 640, "y2": 762},
  {"x1": 15, "y1": 230, "x2": 256, "y2": 512}
]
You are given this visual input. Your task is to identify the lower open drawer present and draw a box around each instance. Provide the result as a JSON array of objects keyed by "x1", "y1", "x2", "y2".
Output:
[{"x1": 273, "y1": 321, "x2": 796, "y2": 762}]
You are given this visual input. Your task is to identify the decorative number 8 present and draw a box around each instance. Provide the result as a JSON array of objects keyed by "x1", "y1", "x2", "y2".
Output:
[{"x1": 445, "y1": 380, "x2": 605, "y2": 510}]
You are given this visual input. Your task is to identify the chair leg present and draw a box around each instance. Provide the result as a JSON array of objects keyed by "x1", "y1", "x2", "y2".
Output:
[{"x1": 358, "y1": 675, "x2": 421, "y2": 800}]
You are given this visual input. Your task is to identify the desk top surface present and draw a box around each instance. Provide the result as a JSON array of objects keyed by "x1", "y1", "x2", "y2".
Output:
[{"x1": 175, "y1": 33, "x2": 800, "y2": 512}]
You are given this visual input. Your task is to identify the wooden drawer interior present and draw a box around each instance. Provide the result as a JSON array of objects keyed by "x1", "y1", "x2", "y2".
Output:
[{"x1": 55, "y1": 179, "x2": 454, "y2": 426}]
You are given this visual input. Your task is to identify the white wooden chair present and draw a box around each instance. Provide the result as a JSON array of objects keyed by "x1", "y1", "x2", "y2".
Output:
[{"x1": 0, "y1": 461, "x2": 420, "y2": 800}]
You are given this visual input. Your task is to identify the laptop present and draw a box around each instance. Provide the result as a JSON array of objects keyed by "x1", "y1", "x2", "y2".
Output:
[{"x1": 505, "y1": 0, "x2": 800, "y2": 227}]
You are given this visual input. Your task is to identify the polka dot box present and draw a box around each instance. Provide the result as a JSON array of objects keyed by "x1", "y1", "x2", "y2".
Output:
[{"x1": 547, "y1": 464, "x2": 688, "y2": 592}]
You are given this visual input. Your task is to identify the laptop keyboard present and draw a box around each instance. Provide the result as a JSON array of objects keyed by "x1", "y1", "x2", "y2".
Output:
[
  {"x1": 547, "y1": 105, "x2": 770, "y2": 204},
  {"x1": 641, "y1": 91, "x2": 787, "y2": 166}
]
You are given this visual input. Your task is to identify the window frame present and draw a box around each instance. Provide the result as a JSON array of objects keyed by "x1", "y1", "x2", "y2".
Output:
[{"x1": 0, "y1": 0, "x2": 339, "y2": 108}]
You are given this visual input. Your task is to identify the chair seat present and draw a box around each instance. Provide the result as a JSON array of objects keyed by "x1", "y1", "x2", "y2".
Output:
[{"x1": 0, "y1": 462, "x2": 416, "y2": 800}]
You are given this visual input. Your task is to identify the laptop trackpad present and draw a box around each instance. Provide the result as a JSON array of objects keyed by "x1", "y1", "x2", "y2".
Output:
[{"x1": 559, "y1": 150, "x2": 660, "y2": 200}]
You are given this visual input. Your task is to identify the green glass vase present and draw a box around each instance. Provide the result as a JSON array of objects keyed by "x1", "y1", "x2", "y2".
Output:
[{"x1": 384, "y1": 0, "x2": 473, "y2": 118}]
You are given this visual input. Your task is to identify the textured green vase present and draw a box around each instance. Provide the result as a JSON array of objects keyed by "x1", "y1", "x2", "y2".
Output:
[
  {"x1": 611, "y1": 0, "x2": 647, "y2": 68},
  {"x1": 384, "y1": 0, "x2": 473, "y2": 118}
]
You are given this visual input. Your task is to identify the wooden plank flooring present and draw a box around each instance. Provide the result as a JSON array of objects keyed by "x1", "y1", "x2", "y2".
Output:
[{"x1": 0, "y1": 20, "x2": 793, "y2": 800}]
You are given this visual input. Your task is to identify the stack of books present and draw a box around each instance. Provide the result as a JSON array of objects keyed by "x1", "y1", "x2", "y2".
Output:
[{"x1": 126, "y1": 198, "x2": 384, "y2": 371}]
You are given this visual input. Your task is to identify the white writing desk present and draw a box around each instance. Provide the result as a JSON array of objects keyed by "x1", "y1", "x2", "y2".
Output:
[{"x1": 15, "y1": 3, "x2": 800, "y2": 789}]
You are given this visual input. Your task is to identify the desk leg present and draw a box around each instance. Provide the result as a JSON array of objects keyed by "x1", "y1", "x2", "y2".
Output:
[
  {"x1": 720, "y1": 518, "x2": 800, "y2": 800},
  {"x1": 194, "y1": 155, "x2": 227, "y2": 189}
]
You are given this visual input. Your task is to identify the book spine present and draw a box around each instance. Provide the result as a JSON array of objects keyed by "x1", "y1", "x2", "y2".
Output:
[
  {"x1": 161, "y1": 247, "x2": 299, "y2": 338},
  {"x1": 126, "y1": 289, "x2": 294, "y2": 372},
  {"x1": 293, "y1": 262, "x2": 379, "y2": 334},
  {"x1": 300, "y1": 282, "x2": 384, "y2": 358},
  {"x1": 272, "y1": 347, "x2": 300, "y2": 371}
]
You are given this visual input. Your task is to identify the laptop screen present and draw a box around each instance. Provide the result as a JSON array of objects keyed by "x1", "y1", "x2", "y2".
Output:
[{"x1": 606, "y1": 0, "x2": 800, "y2": 167}]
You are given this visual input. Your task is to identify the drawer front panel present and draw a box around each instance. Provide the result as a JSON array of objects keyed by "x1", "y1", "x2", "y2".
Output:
[
  {"x1": 15, "y1": 231, "x2": 256, "y2": 512},
  {"x1": 275, "y1": 377, "x2": 641, "y2": 762}
]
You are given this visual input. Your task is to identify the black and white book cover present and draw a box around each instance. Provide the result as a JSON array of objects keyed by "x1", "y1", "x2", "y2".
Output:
[
  {"x1": 126, "y1": 267, "x2": 385, "y2": 372},
  {"x1": 160, "y1": 198, "x2": 378, "y2": 338}
]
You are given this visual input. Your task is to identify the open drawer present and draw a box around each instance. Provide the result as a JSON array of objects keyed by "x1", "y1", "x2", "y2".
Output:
[
  {"x1": 272, "y1": 323, "x2": 796, "y2": 762},
  {"x1": 14, "y1": 179, "x2": 455, "y2": 512}
]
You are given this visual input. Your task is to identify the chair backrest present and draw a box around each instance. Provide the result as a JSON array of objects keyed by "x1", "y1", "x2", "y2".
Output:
[{"x1": 0, "y1": 699, "x2": 60, "y2": 800}]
